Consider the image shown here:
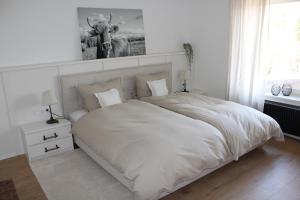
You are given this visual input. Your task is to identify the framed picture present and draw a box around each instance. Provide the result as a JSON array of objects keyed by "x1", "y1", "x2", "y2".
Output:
[{"x1": 77, "y1": 7, "x2": 146, "y2": 60}]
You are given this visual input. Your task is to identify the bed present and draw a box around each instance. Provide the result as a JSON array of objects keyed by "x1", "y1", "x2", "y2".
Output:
[
  {"x1": 59, "y1": 63, "x2": 281, "y2": 200},
  {"x1": 72, "y1": 99, "x2": 233, "y2": 200},
  {"x1": 141, "y1": 92, "x2": 284, "y2": 160}
]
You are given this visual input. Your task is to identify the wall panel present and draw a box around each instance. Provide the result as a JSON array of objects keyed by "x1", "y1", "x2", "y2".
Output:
[
  {"x1": 139, "y1": 55, "x2": 166, "y2": 66},
  {"x1": 0, "y1": 74, "x2": 17, "y2": 159},
  {"x1": 103, "y1": 57, "x2": 139, "y2": 70},
  {"x1": 3, "y1": 67, "x2": 61, "y2": 125},
  {"x1": 59, "y1": 61, "x2": 104, "y2": 75}
]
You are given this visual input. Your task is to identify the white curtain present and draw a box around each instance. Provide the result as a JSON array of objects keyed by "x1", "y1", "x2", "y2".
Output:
[{"x1": 227, "y1": 0, "x2": 270, "y2": 111}]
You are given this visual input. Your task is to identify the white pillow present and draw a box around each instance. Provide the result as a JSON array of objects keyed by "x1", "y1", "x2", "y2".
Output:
[
  {"x1": 147, "y1": 79, "x2": 169, "y2": 97},
  {"x1": 94, "y1": 88, "x2": 122, "y2": 107},
  {"x1": 69, "y1": 109, "x2": 88, "y2": 123}
]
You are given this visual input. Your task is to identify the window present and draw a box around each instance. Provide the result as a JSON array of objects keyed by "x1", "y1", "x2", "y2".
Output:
[{"x1": 267, "y1": 1, "x2": 300, "y2": 94}]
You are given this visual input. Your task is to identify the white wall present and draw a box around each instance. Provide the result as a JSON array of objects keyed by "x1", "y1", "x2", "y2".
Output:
[
  {"x1": 187, "y1": 0, "x2": 230, "y2": 99},
  {"x1": 0, "y1": 0, "x2": 230, "y2": 159}
]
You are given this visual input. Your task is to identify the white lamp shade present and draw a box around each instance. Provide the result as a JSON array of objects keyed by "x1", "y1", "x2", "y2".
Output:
[
  {"x1": 42, "y1": 90, "x2": 58, "y2": 106},
  {"x1": 179, "y1": 70, "x2": 190, "y2": 81}
]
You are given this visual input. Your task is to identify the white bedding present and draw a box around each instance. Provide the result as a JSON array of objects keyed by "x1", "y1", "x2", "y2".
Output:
[
  {"x1": 142, "y1": 93, "x2": 284, "y2": 160},
  {"x1": 72, "y1": 100, "x2": 231, "y2": 200}
]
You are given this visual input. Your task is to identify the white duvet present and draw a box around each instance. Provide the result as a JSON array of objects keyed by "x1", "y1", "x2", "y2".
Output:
[
  {"x1": 72, "y1": 100, "x2": 231, "y2": 200},
  {"x1": 142, "y1": 93, "x2": 284, "y2": 160}
]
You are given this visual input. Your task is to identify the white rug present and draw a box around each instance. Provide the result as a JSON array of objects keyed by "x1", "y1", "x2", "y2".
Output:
[{"x1": 31, "y1": 149, "x2": 134, "y2": 200}]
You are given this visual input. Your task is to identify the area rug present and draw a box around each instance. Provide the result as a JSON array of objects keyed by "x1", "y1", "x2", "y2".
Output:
[
  {"x1": 0, "y1": 179, "x2": 19, "y2": 200},
  {"x1": 31, "y1": 149, "x2": 133, "y2": 200}
]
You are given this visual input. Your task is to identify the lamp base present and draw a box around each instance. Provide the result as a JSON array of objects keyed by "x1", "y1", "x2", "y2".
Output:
[
  {"x1": 182, "y1": 80, "x2": 189, "y2": 93},
  {"x1": 46, "y1": 118, "x2": 59, "y2": 124},
  {"x1": 181, "y1": 89, "x2": 189, "y2": 93}
]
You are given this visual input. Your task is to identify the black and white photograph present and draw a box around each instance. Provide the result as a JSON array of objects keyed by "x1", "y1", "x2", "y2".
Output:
[{"x1": 77, "y1": 7, "x2": 146, "y2": 60}]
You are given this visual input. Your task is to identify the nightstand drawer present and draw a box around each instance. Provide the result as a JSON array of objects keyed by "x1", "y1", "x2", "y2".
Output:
[
  {"x1": 25, "y1": 125, "x2": 71, "y2": 146},
  {"x1": 28, "y1": 136, "x2": 73, "y2": 160}
]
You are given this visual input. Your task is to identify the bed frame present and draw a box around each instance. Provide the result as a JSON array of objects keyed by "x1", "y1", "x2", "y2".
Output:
[{"x1": 60, "y1": 62, "x2": 266, "y2": 199}]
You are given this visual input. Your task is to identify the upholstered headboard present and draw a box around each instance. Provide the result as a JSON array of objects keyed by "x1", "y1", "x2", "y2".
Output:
[{"x1": 60, "y1": 62, "x2": 172, "y2": 117}]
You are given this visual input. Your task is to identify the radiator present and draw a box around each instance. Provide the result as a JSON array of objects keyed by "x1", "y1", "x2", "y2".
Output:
[{"x1": 264, "y1": 100, "x2": 300, "y2": 138}]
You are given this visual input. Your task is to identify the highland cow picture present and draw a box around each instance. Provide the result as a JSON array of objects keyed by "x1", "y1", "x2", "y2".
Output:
[{"x1": 77, "y1": 7, "x2": 146, "y2": 60}]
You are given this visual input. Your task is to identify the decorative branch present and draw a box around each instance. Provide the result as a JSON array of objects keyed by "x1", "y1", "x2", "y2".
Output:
[{"x1": 183, "y1": 43, "x2": 193, "y2": 71}]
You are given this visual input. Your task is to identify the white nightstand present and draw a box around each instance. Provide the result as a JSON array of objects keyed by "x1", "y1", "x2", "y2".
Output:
[
  {"x1": 189, "y1": 89, "x2": 208, "y2": 96},
  {"x1": 175, "y1": 89, "x2": 208, "y2": 96},
  {"x1": 21, "y1": 119, "x2": 74, "y2": 161}
]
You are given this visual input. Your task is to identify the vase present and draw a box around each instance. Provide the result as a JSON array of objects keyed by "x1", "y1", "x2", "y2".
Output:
[
  {"x1": 271, "y1": 84, "x2": 281, "y2": 96},
  {"x1": 282, "y1": 84, "x2": 292, "y2": 96}
]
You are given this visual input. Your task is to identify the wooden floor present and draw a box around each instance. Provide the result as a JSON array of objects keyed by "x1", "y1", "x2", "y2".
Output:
[
  {"x1": 0, "y1": 155, "x2": 47, "y2": 200},
  {"x1": 0, "y1": 137, "x2": 299, "y2": 200},
  {"x1": 164, "y1": 137, "x2": 300, "y2": 200}
]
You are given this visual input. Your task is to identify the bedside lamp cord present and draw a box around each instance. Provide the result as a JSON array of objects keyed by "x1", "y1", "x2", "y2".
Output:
[{"x1": 45, "y1": 108, "x2": 65, "y2": 119}]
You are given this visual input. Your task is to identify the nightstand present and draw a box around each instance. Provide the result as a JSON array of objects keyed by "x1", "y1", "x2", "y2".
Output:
[
  {"x1": 175, "y1": 89, "x2": 208, "y2": 96},
  {"x1": 189, "y1": 89, "x2": 208, "y2": 95},
  {"x1": 21, "y1": 119, "x2": 74, "y2": 161}
]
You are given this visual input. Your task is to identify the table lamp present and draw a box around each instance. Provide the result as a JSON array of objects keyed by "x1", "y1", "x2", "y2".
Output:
[{"x1": 42, "y1": 90, "x2": 59, "y2": 124}]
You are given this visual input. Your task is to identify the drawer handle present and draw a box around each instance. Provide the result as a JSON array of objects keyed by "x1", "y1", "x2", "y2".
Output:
[
  {"x1": 45, "y1": 145, "x2": 60, "y2": 153},
  {"x1": 43, "y1": 133, "x2": 58, "y2": 141}
]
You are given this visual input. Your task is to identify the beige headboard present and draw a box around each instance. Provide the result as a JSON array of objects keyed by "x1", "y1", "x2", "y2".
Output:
[{"x1": 60, "y1": 62, "x2": 172, "y2": 117}]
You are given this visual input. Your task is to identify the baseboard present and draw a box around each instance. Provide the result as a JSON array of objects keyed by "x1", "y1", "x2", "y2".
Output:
[
  {"x1": 284, "y1": 133, "x2": 300, "y2": 140},
  {"x1": 0, "y1": 152, "x2": 17, "y2": 160}
]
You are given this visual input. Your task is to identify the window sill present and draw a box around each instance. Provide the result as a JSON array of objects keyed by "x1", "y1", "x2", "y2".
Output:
[{"x1": 265, "y1": 93, "x2": 300, "y2": 107}]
